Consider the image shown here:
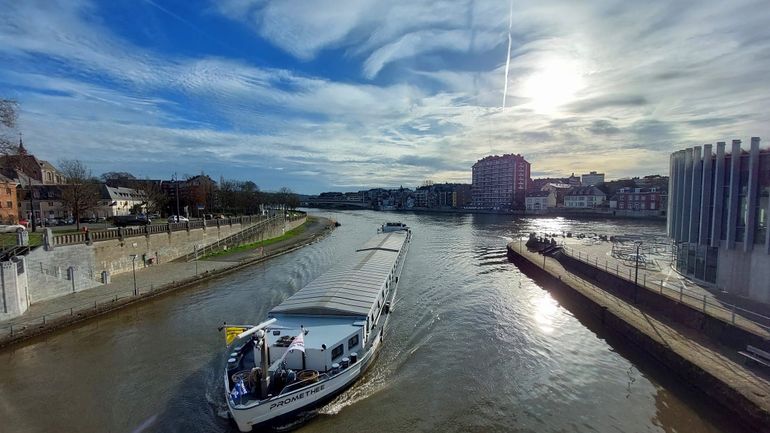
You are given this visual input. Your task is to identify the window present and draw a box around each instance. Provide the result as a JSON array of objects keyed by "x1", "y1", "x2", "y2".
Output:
[
  {"x1": 331, "y1": 344, "x2": 344, "y2": 360},
  {"x1": 6, "y1": 201, "x2": 11, "y2": 208},
  {"x1": 4, "y1": 188, "x2": 9, "y2": 194},
  {"x1": 348, "y1": 335, "x2": 359, "y2": 350}
]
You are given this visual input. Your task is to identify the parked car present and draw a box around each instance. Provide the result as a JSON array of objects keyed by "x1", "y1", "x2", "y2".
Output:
[
  {"x1": 167, "y1": 215, "x2": 189, "y2": 223},
  {"x1": 19, "y1": 218, "x2": 29, "y2": 228},
  {"x1": 113, "y1": 214, "x2": 151, "y2": 227},
  {"x1": 79, "y1": 217, "x2": 96, "y2": 224},
  {"x1": 0, "y1": 224, "x2": 26, "y2": 233}
]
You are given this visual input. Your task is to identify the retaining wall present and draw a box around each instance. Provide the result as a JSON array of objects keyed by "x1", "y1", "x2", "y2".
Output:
[
  {"x1": 507, "y1": 244, "x2": 770, "y2": 433},
  {"x1": 554, "y1": 250, "x2": 769, "y2": 351},
  {"x1": 24, "y1": 216, "x2": 305, "y2": 304},
  {"x1": 0, "y1": 259, "x2": 29, "y2": 321}
]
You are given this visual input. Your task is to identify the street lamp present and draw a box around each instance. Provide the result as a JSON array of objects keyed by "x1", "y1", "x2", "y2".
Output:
[
  {"x1": 129, "y1": 254, "x2": 138, "y2": 296},
  {"x1": 634, "y1": 241, "x2": 643, "y2": 304},
  {"x1": 634, "y1": 241, "x2": 643, "y2": 285}
]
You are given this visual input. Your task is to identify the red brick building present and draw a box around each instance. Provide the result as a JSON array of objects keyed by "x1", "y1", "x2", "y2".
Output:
[{"x1": 613, "y1": 187, "x2": 663, "y2": 211}]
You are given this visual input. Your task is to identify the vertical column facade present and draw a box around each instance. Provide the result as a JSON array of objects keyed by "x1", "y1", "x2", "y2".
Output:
[
  {"x1": 726, "y1": 140, "x2": 742, "y2": 249},
  {"x1": 689, "y1": 146, "x2": 703, "y2": 243},
  {"x1": 711, "y1": 142, "x2": 726, "y2": 247},
  {"x1": 667, "y1": 153, "x2": 676, "y2": 237},
  {"x1": 745, "y1": 139, "x2": 760, "y2": 250},
  {"x1": 699, "y1": 144, "x2": 713, "y2": 245},
  {"x1": 679, "y1": 148, "x2": 693, "y2": 242}
]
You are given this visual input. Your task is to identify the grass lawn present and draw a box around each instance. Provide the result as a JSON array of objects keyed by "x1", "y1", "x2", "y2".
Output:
[
  {"x1": 0, "y1": 231, "x2": 43, "y2": 248},
  {"x1": 204, "y1": 219, "x2": 310, "y2": 259}
]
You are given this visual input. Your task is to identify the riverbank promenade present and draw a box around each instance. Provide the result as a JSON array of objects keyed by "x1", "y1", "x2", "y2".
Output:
[
  {"x1": 0, "y1": 216, "x2": 335, "y2": 346},
  {"x1": 508, "y1": 240, "x2": 770, "y2": 432}
]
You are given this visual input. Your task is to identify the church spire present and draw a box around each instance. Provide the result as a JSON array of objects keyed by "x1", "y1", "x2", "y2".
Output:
[{"x1": 18, "y1": 132, "x2": 27, "y2": 155}]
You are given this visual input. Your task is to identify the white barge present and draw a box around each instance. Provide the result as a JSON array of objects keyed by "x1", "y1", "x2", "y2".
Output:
[{"x1": 224, "y1": 226, "x2": 411, "y2": 431}]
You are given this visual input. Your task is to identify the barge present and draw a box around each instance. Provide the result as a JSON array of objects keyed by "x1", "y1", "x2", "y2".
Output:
[{"x1": 224, "y1": 226, "x2": 412, "y2": 431}]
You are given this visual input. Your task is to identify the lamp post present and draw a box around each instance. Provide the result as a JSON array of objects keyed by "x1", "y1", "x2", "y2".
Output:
[
  {"x1": 129, "y1": 254, "x2": 138, "y2": 296},
  {"x1": 634, "y1": 241, "x2": 643, "y2": 285},
  {"x1": 634, "y1": 241, "x2": 642, "y2": 303},
  {"x1": 172, "y1": 172, "x2": 181, "y2": 220}
]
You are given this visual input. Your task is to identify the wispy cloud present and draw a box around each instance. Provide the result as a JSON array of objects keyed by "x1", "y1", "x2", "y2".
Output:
[{"x1": 0, "y1": 0, "x2": 768, "y2": 192}]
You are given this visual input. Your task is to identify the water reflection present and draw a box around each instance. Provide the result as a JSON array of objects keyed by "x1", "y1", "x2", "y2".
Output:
[
  {"x1": 532, "y1": 292, "x2": 559, "y2": 334},
  {"x1": 0, "y1": 211, "x2": 740, "y2": 433}
]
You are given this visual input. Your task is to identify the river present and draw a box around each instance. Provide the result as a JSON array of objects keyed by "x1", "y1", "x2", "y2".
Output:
[{"x1": 0, "y1": 210, "x2": 743, "y2": 433}]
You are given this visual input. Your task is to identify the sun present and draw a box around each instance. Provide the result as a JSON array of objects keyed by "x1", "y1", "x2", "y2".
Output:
[{"x1": 519, "y1": 57, "x2": 585, "y2": 114}]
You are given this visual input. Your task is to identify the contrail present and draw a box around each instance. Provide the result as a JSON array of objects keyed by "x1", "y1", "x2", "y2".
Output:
[{"x1": 502, "y1": 0, "x2": 513, "y2": 108}]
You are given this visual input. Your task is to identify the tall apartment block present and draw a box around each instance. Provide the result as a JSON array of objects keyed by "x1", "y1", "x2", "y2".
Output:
[
  {"x1": 668, "y1": 137, "x2": 770, "y2": 302},
  {"x1": 471, "y1": 154, "x2": 530, "y2": 209}
]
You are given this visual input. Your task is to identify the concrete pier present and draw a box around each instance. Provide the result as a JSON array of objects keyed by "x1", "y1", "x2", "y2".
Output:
[{"x1": 507, "y1": 240, "x2": 770, "y2": 433}]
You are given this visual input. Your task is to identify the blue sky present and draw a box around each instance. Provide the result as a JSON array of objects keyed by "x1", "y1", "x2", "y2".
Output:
[{"x1": 1, "y1": 0, "x2": 769, "y2": 194}]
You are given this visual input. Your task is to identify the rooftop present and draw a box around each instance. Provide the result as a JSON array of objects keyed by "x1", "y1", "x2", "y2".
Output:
[{"x1": 269, "y1": 231, "x2": 408, "y2": 317}]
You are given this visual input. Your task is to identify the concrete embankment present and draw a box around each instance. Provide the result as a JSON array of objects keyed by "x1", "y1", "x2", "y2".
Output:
[
  {"x1": 0, "y1": 217, "x2": 336, "y2": 348},
  {"x1": 507, "y1": 241, "x2": 770, "y2": 433}
]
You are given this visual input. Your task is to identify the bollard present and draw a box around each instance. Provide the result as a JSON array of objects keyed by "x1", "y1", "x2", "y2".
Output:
[
  {"x1": 731, "y1": 305, "x2": 736, "y2": 324},
  {"x1": 679, "y1": 286, "x2": 683, "y2": 302},
  {"x1": 605, "y1": 260, "x2": 608, "y2": 271},
  {"x1": 42, "y1": 315, "x2": 46, "y2": 325},
  {"x1": 660, "y1": 280, "x2": 663, "y2": 294},
  {"x1": 70, "y1": 308, "x2": 73, "y2": 316},
  {"x1": 643, "y1": 274, "x2": 646, "y2": 286},
  {"x1": 10, "y1": 324, "x2": 13, "y2": 336}
]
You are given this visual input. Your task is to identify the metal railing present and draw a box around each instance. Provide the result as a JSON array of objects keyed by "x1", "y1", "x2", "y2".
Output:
[
  {"x1": 559, "y1": 244, "x2": 770, "y2": 334},
  {"x1": 52, "y1": 215, "x2": 270, "y2": 247},
  {"x1": 0, "y1": 213, "x2": 308, "y2": 342}
]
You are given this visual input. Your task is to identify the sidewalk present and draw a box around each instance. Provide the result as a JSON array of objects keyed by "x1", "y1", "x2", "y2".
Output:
[
  {"x1": 0, "y1": 216, "x2": 334, "y2": 342},
  {"x1": 553, "y1": 235, "x2": 770, "y2": 332},
  {"x1": 508, "y1": 241, "x2": 770, "y2": 432}
]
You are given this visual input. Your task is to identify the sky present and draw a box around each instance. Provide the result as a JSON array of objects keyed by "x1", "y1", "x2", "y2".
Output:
[{"x1": 1, "y1": 0, "x2": 769, "y2": 194}]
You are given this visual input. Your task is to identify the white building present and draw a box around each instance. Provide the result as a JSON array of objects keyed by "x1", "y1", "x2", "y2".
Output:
[
  {"x1": 525, "y1": 191, "x2": 556, "y2": 210},
  {"x1": 564, "y1": 186, "x2": 606, "y2": 208},
  {"x1": 95, "y1": 185, "x2": 147, "y2": 218},
  {"x1": 581, "y1": 171, "x2": 605, "y2": 186}
]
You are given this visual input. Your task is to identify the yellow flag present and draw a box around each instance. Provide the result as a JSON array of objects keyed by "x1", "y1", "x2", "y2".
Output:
[{"x1": 225, "y1": 327, "x2": 247, "y2": 345}]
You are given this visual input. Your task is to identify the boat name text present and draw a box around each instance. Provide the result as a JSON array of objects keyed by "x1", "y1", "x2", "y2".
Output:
[{"x1": 269, "y1": 385, "x2": 326, "y2": 410}]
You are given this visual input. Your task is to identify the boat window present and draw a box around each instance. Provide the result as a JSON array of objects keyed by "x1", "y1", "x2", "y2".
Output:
[
  {"x1": 348, "y1": 334, "x2": 359, "y2": 350},
  {"x1": 331, "y1": 344, "x2": 344, "y2": 360}
]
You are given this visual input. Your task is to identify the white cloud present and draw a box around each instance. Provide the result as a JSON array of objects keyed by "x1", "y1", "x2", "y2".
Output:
[{"x1": 1, "y1": 0, "x2": 770, "y2": 193}]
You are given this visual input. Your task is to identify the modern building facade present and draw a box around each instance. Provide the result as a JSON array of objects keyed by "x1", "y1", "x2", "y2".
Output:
[
  {"x1": 581, "y1": 171, "x2": 605, "y2": 186},
  {"x1": 471, "y1": 154, "x2": 530, "y2": 209},
  {"x1": 668, "y1": 137, "x2": 770, "y2": 302}
]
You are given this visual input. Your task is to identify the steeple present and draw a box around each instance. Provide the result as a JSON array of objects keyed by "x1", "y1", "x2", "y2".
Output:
[{"x1": 18, "y1": 132, "x2": 27, "y2": 155}]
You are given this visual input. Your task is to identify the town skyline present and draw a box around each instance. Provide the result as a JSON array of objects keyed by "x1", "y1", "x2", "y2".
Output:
[{"x1": 2, "y1": 1, "x2": 769, "y2": 193}]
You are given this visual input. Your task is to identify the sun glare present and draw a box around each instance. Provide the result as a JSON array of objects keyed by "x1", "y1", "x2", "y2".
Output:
[{"x1": 520, "y1": 57, "x2": 585, "y2": 114}]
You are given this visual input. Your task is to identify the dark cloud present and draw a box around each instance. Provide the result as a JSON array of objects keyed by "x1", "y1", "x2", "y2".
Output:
[
  {"x1": 566, "y1": 95, "x2": 649, "y2": 113},
  {"x1": 686, "y1": 116, "x2": 748, "y2": 127},
  {"x1": 396, "y1": 155, "x2": 468, "y2": 172},
  {"x1": 587, "y1": 119, "x2": 621, "y2": 135}
]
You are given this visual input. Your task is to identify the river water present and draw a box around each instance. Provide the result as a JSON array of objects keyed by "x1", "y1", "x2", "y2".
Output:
[{"x1": 0, "y1": 210, "x2": 743, "y2": 433}]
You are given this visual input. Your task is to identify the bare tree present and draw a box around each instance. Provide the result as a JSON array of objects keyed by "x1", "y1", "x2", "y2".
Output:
[
  {"x1": 101, "y1": 171, "x2": 136, "y2": 187},
  {"x1": 0, "y1": 99, "x2": 19, "y2": 154},
  {"x1": 132, "y1": 179, "x2": 168, "y2": 215},
  {"x1": 59, "y1": 159, "x2": 100, "y2": 230}
]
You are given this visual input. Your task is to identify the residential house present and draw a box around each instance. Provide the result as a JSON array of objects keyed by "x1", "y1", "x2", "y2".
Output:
[
  {"x1": 94, "y1": 185, "x2": 147, "y2": 218},
  {"x1": 612, "y1": 187, "x2": 663, "y2": 211},
  {"x1": 564, "y1": 186, "x2": 606, "y2": 208},
  {"x1": 0, "y1": 174, "x2": 19, "y2": 223},
  {"x1": 525, "y1": 190, "x2": 556, "y2": 211}
]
